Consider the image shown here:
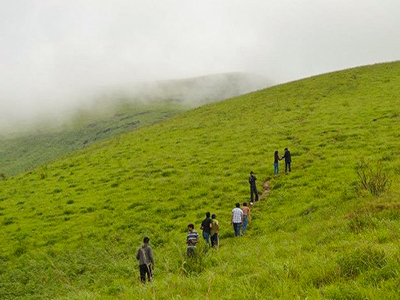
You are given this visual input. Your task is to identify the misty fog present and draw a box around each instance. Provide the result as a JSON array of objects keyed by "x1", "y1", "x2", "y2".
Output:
[{"x1": 1, "y1": 0, "x2": 400, "y2": 131}]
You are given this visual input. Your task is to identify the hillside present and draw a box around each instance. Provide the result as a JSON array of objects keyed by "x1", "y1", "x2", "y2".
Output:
[
  {"x1": 0, "y1": 72, "x2": 268, "y2": 177},
  {"x1": 1, "y1": 62, "x2": 400, "y2": 299}
]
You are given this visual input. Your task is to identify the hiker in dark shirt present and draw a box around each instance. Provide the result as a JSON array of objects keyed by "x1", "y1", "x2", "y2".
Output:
[
  {"x1": 274, "y1": 150, "x2": 282, "y2": 175},
  {"x1": 136, "y1": 237, "x2": 154, "y2": 283},
  {"x1": 248, "y1": 171, "x2": 259, "y2": 202},
  {"x1": 200, "y1": 212, "x2": 212, "y2": 245},
  {"x1": 282, "y1": 148, "x2": 292, "y2": 173}
]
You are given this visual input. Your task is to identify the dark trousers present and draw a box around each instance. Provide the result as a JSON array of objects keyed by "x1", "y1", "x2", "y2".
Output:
[
  {"x1": 187, "y1": 247, "x2": 196, "y2": 257},
  {"x1": 211, "y1": 233, "x2": 219, "y2": 247},
  {"x1": 285, "y1": 162, "x2": 291, "y2": 173},
  {"x1": 139, "y1": 264, "x2": 152, "y2": 282},
  {"x1": 233, "y1": 223, "x2": 241, "y2": 236},
  {"x1": 250, "y1": 185, "x2": 258, "y2": 202}
]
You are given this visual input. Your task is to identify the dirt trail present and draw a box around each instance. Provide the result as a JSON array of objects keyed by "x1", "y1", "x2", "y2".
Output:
[{"x1": 260, "y1": 180, "x2": 271, "y2": 200}]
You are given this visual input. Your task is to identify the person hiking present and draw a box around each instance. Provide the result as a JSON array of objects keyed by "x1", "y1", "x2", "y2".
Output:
[
  {"x1": 282, "y1": 148, "x2": 292, "y2": 173},
  {"x1": 200, "y1": 212, "x2": 212, "y2": 245},
  {"x1": 187, "y1": 223, "x2": 200, "y2": 257},
  {"x1": 242, "y1": 202, "x2": 251, "y2": 235},
  {"x1": 249, "y1": 171, "x2": 259, "y2": 202},
  {"x1": 136, "y1": 237, "x2": 154, "y2": 283},
  {"x1": 210, "y1": 214, "x2": 219, "y2": 247},
  {"x1": 231, "y1": 203, "x2": 243, "y2": 237},
  {"x1": 274, "y1": 150, "x2": 282, "y2": 175}
]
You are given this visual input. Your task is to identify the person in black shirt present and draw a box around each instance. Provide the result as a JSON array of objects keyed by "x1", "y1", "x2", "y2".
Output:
[
  {"x1": 248, "y1": 171, "x2": 259, "y2": 202},
  {"x1": 282, "y1": 148, "x2": 292, "y2": 173},
  {"x1": 200, "y1": 212, "x2": 212, "y2": 245}
]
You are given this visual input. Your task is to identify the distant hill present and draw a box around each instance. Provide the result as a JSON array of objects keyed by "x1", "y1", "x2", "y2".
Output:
[
  {"x1": 0, "y1": 72, "x2": 269, "y2": 176},
  {"x1": 0, "y1": 62, "x2": 399, "y2": 299}
]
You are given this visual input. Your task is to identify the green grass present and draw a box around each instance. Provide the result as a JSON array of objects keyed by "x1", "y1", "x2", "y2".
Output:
[
  {"x1": 0, "y1": 72, "x2": 266, "y2": 177},
  {"x1": 1, "y1": 62, "x2": 400, "y2": 299},
  {"x1": 0, "y1": 101, "x2": 187, "y2": 177}
]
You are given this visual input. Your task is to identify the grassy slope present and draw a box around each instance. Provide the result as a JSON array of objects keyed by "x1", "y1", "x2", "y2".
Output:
[
  {"x1": 0, "y1": 101, "x2": 186, "y2": 176},
  {"x1": 0, "y1": 72, "x2": 267, "y2": 177},
  {"x1": 1, "y1": 62, "x2": 400, "y2": 299}
]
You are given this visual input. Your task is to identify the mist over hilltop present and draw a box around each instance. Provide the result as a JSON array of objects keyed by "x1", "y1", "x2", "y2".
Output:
[
  {"x1": 0, "y1": 72, "x2": 268, "y2": 134},
  {"x1": 1, "y1": 0, "x2": 400, "y2": 131}
]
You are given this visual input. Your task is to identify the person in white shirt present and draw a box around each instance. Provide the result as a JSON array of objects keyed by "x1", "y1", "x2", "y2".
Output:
[{"x1": 231, "y1": 203, "x2": 243, "y2": 237}]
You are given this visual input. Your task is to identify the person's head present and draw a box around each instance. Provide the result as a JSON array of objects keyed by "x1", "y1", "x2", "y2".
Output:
[
  {"x1": 206, "y1": 211, "x2": 211, "y2": 218},
  {"x1": 250, "y1": 171, "x2": 254, "y2": 175},
  {"x1": 275, "y1": 150, "x2": 278, "y2": 155},
  {"x1": 284, "y1": 148, "x2": 288, "y2": 151},
  {"x1": 188, "y1": 223, "x2": 194, "y2": 232},
  {"x1": 235, "y1": 202, "x2": 240, "y2": 208},
  {"x1": 143, "y1": 237, "x2": 150, "y2": 244},
  {"x1": 212, "y1": 214, "x2": 216, "y2": 219},
  {"x1": 243, "y1": 202, "x2": 247, "y2": 207}
]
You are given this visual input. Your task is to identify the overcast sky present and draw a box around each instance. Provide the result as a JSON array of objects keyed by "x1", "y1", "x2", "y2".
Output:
[{"x1": 1, "y1": 0, "x2": 400, "y2": 128}]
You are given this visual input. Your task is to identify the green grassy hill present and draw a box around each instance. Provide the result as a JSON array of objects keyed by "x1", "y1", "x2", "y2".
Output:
[
  {"x1": 1, "y1": 62, "x2": 400, "y2": 299},
  {"x1": 0, "y1": 101, "x2": 186, "y2": 176},
  {"x1": 0, "y1": 72, "x2": 267, "y2": 177}
]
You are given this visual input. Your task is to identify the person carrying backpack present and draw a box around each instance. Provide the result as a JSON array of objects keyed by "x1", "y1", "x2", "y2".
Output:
[{"x1": 136, "y1": 237, "x2": 154, "y2": 283}]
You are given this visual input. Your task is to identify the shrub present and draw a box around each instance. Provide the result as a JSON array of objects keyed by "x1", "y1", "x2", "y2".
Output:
[
  {"x1": 355, "y1": 159, "x2": 391, "y2": 195},
  {"x1": 0, "y1": 172, "x2": 6, "y2": 180}
]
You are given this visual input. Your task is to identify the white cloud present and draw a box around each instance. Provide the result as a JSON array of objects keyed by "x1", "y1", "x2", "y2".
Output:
[{"x1": 1, "y1": 0, "x2": 399, "y2": 127}]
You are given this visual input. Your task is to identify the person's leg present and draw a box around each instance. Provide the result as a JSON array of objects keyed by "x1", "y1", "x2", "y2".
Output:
[
  {"x1": 288, "y1": 162, "x2": 291, "y2": 172},
  {"x1": 285, "y1": 162, "x2": 288, "y2": 173},
  {"x1": 139, "y1": 264, "x2": 147, "y2": 282},
  {"x1": 146, "y1": 264, "x2": 153, "y2": 282},
  {"x1": 274, "y1": 163, "x2": 277, "y2": 175},
  {"x1": 250, "y1": 185, "x2": 254, "y2": 202},
  {"x1": 203, "y1": 232, "x2": 210, "y2": 245},
  {"x1": 243, "y1": 216, "x2": 248, "y2": 234},
  {"x1": 254, "y1": 186, "x2": 259, "y2": 201},
  {"x1": 211, "y1": 234, "x2": 215, "y2": 247},
  {"x1": 187, "y1": 247, "x2": 195, "y2": 257},
  {"x1": 214, "y1": 233, "x2": 219, "y2": 247},
  {"x1": 234, "y1": 223, "x2": 240, "y2": 236}
]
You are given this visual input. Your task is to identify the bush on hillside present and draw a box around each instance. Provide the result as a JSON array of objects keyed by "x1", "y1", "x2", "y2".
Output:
[
  {"x1": 355, "y1": 159, "x2": 391, "y2": 195},
  {"x1": 0, "y1": 172, "x2": 6, "y2": 180}
]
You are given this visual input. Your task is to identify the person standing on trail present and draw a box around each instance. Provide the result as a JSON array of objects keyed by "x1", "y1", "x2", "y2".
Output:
[
  {"x1": 231, "y1": 203, "x2": 243, "y2": 237},
  {"x1": 274, "y1": 150, "x2": 282, "y2": 175},
  {"x1": 187, "y1": 223, "x2": 200, "y2": 257},
  {"x1": 249, "y1": 171, "x2": 259, "y2": 202},
  {"x1": 282, "y1": 148, "x2": 292, "y2": 173},
  {"x1": 136, "y1": 237, "x2": 154, "y2": 283},
  {"x1": 210, "y1": 214, "x2": 219, "y2": 247},
  {"x1": 242, "y1": 202, "x2": 251, "y2": 235},
  {"x1": 200, "y1": 212, "x2": 212, "y2": 245}
]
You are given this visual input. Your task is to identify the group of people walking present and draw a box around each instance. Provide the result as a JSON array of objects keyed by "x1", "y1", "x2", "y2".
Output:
[
  {"x1": 137, "y1": 147, "x2": 293, "y2": 282},
  {"x1": 137, "y1": 201, "x2": 253, "y2": 282}
]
